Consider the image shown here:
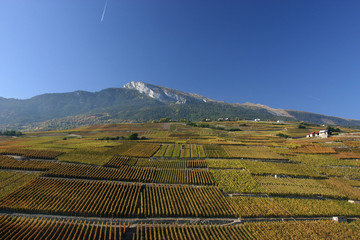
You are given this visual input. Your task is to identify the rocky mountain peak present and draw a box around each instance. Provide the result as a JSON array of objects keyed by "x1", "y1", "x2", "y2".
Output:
[{"x1": 123, "y1": 81, "x2": 213, "y2": 104}]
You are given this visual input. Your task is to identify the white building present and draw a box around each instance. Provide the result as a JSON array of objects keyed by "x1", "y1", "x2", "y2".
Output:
[
  {"x1": 306, "y1": 130, "x2": 328, "y2": 138},
  {"x1": 318, "y1": 130, "x2": 328, "y2": 138}
]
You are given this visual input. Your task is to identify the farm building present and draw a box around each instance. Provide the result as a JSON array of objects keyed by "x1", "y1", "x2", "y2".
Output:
[
  {"x1": 306, "y1": 130, "x2": 328, "y2": 138},
  {"x1": 332, "y1": 216, "x2": 347, "y2": 223}
]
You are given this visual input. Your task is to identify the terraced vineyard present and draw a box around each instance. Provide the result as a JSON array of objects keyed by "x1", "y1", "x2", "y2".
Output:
[
  {"x1": 45, "y1": 163, "x2": 214, "y2": 185},
  {"x1": 0, "y1": 156, "x2": 58, "y2": 171},
  {"x1": 0, "y1": 177, "x2": 141, "y2": 217},
  {"x1": 122, "y1": 143, "x2": 161, "y2": 158},
  {"x1": 2, "y1": 215, "x2": 358, "y2": 240},
  {"x1": 253, "y1": 176, "x2": 348, "y2": 198},
  {"x1": 153, "y1": 144, "x2": 207, "y2": 158},
  {"x1": 207, "y1": 159, "x2": 322, "y2": 178},
  {"x1": 292, "y1": 145, "x2": 337, "y2": 154},
  {"x1": 223, "y1": 145, "x2": 287, "y2": 159},
  {"x1": 0, "y1": 215, "x2": 128, "y2": 239},
  {"x1": 244, "y1": 220, "x2": 360, "y2": 239},
  {"x1": 135, "y1": 223, "x2": 253, "y2": 239},
  {"x1": 135, "y1": 220, "x2": 360, "y2": 240},
  {"x1": 44, "y1": 163, "x2": 156, "y2": 182},
  {"x1": 140, "y1": 185, "x2": 235, "y2": 217},
  {"x1": 0, "y1": 170, "x2": 40, "y2": 198},
  {"x1": 229, "y1": 196, "x2": 360, "y2": 217},
  {"x1": 0, "y1": 148, "x2": 63, "y2": 159},
  {"x1": 0, "y1": 121, "x2": 360, "y2": 238}
]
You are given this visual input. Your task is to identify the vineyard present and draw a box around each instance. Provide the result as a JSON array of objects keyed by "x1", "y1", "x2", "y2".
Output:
[
  {"x1": 56, "y1": 148, "x2": 115, "y2": 165},
  {"x1": 324, "y1": 177, "x2": 360, "y2": 200},
  {"x1": 134, "y1": 223, "x2": 253, "y2": 240},
  {"x1": 292, "y1": 145, "x2": 337, "y2": 154},
  {"x1": 153, "y1": 168, "x2": 214, "y2": 185},
  {"x1": 243, "y1": 220, "x2": 360, "y2": 240},
  {"x1": 134, "y1": 159, "x2": 207, "y2": 169},
  {"x1": 122, "y1": 143, "x2": 161, "y2": 158},
  {"x1": 140, "y1": 185, "x2": 235, "y2": 217},
  {"x1": 0, "y1": 215, "x2": 128, "y2": 240},
  {"x1": 290, "y1": 153, "x2": 359, "y2": 167},
  {"x1": 0, "y1": 155, "x2": 58, "y2": 171},
  {"x1": 316, "y1": 166, "x2": 360, "y2": 179},
  {"x1": 229, "y1": 196, "x2": 360, "y2": 218},
  {"x1": 105, "y1": 155, "x2": 134, "y2": 167},
  {"x1": 206, "y1": 159, "x2": 246, "y2": 169},
  {"x1": 336, "y1": 152, "x2": 360, "y2": 159},
  {"x1": 271, "y1": 197, "x2": 360, "y2": 217},
  {"x1": 207, "y1": 159, "x2": 321, "y2": 178},
  {"x1": 0, "y1": 215, "x2": 358, "y2": 240},
  {"x1": 0, "y1": 148, "x2": 63, "y2": 159},
  {"x1": 0, "y1": 170, "x2": 39, "y2": 198},
  {"x1": 0, "y1": 177, "x2": 228, "y2": 218},
  {"x1": 0, "y1": 121, "x2": 359, "y2": 238},
  {"x1": 242, "y1": 160, "x2": 322, "y2": 178},
  {"x1": 44, "y1": 163, "x2": 214, "y2": 185},
  {"x1": 223, "y1": 145, "x2": 287, "y2": 160},
  {"x1": 0, "y1": 177, "x2": 141, "y2": 217},
  {"x1": 253, "y1": 176, "x2": 348, "y2": 198},
  {"x1": 44, "y1": 163, "x2": 156, "y2": 183},
  {"x1": 203, "y1": 145, "x2": 229, "y2": 158},
  {"x1": 228, "y1": 196, "x2": 288, "y2": 217},
  {"x1": 210, "y1": 169, "x2": 263, "y2": 193},
  {"x1": 134, "y1": 220, "x2": 360, "y2": 240},
  {"x1": 153, "y1": 144, "x2": 207, "y2": 158}
]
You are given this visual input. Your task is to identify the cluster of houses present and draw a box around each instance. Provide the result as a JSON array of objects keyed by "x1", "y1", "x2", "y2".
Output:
[{"x1": 306, "y1": 130, "x2": 328, "y2": 138}]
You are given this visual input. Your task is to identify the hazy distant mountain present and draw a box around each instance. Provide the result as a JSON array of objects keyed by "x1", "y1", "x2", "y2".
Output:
[{"x1": 0, "y1": 81, "x2": 359, "y2": 131}]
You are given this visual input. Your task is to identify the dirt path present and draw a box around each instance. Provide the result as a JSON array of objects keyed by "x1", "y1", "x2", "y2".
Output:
[
  {"x1": 2, "y1": 211, "x2": 355, "y2": 227},
  {"x1": 38, "y1": 176, "x2": 212, "y2": 188}
]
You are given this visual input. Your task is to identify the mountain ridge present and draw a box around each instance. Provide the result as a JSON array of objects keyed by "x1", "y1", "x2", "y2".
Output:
[
  {"x1": 0, "y1": 81, "x2": 359, "y2": 131},
  {"x1": 123, "y1": 81, "x2": 215, "y2": 104}
]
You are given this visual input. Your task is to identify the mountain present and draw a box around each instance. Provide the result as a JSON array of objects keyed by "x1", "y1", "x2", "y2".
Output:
[
  {"x1": 123, "y1": 81, "x2": 215, "y2": 104},
  {"x1": 0, "y1": 81, "x2": 359, "y2": 131}
]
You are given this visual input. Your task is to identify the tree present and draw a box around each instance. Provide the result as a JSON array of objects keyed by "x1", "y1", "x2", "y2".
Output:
[
  {"x1": 326, "y1": 126, "x2": 341, "y2": 135},
  {"x1": 159, "y1": 117, "x2": 171, "y2": 123},
  {"x1": 127, "y1": 133, "x2": 138, "y2": 140},
  {"x1": 0, "y1": 130, "x2": 23, "y2": 137},
  {"x1": 276, "y1": 133, "x2": 291, "y2": 138}
]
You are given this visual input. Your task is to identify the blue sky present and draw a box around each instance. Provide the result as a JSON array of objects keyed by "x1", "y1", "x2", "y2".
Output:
[{"x1": 1, "y1": 0, "x2": 360, "y2": 119}]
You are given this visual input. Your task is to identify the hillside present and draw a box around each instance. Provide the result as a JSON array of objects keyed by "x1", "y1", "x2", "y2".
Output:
[
  {"x1": 0, "y1": 121, "x2": 360, "y2": 238},
  {"x1": 0, "y1": 81, "x2": 359, "y2": 131}
]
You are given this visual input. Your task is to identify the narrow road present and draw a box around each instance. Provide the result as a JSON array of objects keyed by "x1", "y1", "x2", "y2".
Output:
[{"x1": 2, "y1": 211, "x2": 357, "y2": 227}]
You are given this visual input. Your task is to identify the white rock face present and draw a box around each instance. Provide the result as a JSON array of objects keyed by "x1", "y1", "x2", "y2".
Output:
[
  {"x1": 123, "y1": 81, "x2": 213, "y2": 104},
  {"x1": 124, "y1": 81, "x2": 163, "y2": 100}
]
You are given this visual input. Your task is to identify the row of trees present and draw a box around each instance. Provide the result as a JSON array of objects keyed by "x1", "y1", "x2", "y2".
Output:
[
  {"x1": 0, "y1": 130, "x2": 23, "y2": 137},
  {"x1": 186, "y1": 121, "x2": 241, "y2": 131},
  {"x1": 99, "y1": 133, "x2": 146, "y2": 141}
]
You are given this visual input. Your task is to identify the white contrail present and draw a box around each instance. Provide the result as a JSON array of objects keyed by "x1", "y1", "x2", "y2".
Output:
[{"x1": 101, "y1": 0, "x2": 108, "y2": 22}]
